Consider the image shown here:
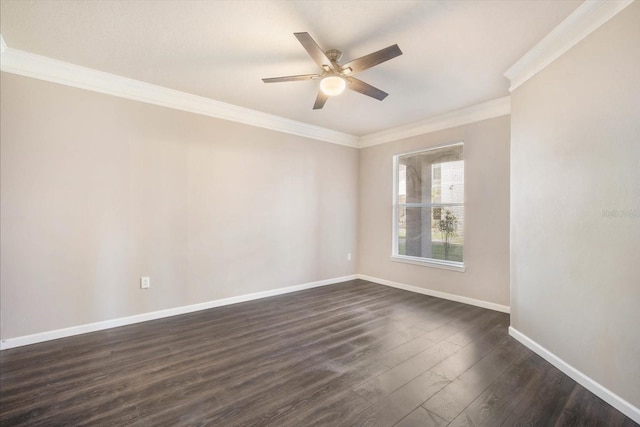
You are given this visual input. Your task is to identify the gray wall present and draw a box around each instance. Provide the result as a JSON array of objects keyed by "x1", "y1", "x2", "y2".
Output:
[
  {"x1": 358, "y1": 116, "x2": 511, "y2": 307},
  {"x1": 510, "y1": 1, "x2": 640, "y2": 407},
  {"x1": 0, "y1": 73, "x2": 358, "y2": 340}
]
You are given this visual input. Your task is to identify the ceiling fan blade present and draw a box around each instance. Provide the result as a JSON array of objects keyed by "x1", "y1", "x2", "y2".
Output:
[
  {"x1": 313, "y1": 91, "x2": 328, "y2": 110},
  {"x1": 294, "y1": 32, "x2": 336, "y2": 72},
  {"x1": 262, "y1": 74, "x2": 322, "y2": 83},
  {"x1": 341, "y1": 44, "x2": 402, "y2": 74},
  {"x1": 346, "y1": 77, "x2": 389, "y2": 101}
]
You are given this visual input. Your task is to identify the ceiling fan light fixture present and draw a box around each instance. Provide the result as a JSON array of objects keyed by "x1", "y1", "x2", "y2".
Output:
[
  {"x1": 262, "y1": 32, "x2": 402, "y2": 109},
  {"x1": 320, "y1": 75, "x2": 346, "y2": 96}
]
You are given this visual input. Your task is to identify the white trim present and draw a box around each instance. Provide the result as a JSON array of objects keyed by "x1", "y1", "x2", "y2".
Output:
[
  {"x1": 358, "y1": 274, "x2": 510, "y2": 313},
  {"x1": 0, "y1": 35, "x2": 513, "y2": 149},
  {"x1": 509, "y1": 326, "x2": 640, "y2": 424},
  {"x1": 392, "y1": 154, "x2": 399, "y2": 255},
  {"x1": 391, "y1": 142, "x2": 466, "y2": 272},
  {"x1": 505, "y1": 0, "x2": 635, "y2": 92},
  {"x1": 359, "y1": 97, "x2": 510, "y2": 148},
  {"x1": 0, "y1": 275, "x2": 357, "y2": 350},
  {"x1": 390, "y1": 255, "x2": 465, "y2": 272},
  {"x1": 392, "y1": 140, "x2": 465, "y2": 158},
  {"x1": 0, "y1": 45, "x2": 359, "y2": 148}
]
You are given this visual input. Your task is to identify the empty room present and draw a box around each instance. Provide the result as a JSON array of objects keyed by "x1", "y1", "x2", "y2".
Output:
[{"x1": 1, "y1": 0, "x2": 638, "y2": 425}]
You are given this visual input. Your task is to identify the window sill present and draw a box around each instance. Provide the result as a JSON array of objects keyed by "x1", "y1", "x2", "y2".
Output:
[{"x1": 390, "y1": 255, "x2": 465, "y2": 272}]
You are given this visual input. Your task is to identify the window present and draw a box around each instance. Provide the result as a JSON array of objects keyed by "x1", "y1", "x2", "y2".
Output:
[{"x1": 392, "y1": 143, "x2": 464, "y2": 271}]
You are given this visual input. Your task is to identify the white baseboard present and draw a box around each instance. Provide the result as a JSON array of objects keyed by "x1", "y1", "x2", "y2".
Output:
[
  {"x1": 0, "y1": 274, "x2": 357, "y2": 351},
  {"x1": 357, "y1": 274, "x2": 510, "y2": 313},
  {"x1": 509, "y1": 326, "x2": 640, "y2": 424}
]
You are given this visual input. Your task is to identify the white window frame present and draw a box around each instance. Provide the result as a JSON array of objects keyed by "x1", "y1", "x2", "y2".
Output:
[{"x1": 391, "y1": 142, "x2": 465, "y2": 272}]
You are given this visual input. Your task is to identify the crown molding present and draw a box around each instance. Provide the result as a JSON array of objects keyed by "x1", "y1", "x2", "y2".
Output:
[
  {"x1": 1, "y1": 36, "x2": 513, "y2": 149},
  {"x1": 0, "y1": 42, "x2": 359, "y2": 148},
  {"x1": 358, "y1": 96, "x2": 511, "y2": 148},
  {"x1": 505, "y1": 0, "x2": 635, "y2": 92}
]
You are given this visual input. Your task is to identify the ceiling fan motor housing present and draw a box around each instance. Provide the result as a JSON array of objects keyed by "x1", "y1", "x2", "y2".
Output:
[
  {"x1": 262, "y1": 32, "x2": 402, "y2": 109},
  {"x1": 325, "y1": 49, "x2": 343, "y2": 62}
]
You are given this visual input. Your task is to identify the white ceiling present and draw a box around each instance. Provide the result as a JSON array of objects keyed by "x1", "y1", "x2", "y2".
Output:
[{"x1": 0, "y1": 0, "x2": 582, "y2": 136}]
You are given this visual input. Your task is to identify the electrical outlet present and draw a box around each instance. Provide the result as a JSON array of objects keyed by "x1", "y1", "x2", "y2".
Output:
[
  {"x1": 140, "y1": 276, "x2": 150, "y2": 289},
  {"x1": 347, "y1": 253, "x2": 352, "y2": 261}
]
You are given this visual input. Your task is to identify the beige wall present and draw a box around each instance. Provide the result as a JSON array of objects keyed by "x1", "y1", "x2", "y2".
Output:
[
  {"x1": 510, "y1": 2, "x2": 640, "y2": 407},
  {"x1": 358, "y1": 116, "x2": 511, "y2": 307},
  {"x1": 0, "y1": 73, "x2": 358, "y2": 340}
]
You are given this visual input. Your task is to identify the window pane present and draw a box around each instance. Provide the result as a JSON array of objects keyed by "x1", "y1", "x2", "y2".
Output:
[
  {"x1": 432, "y1": 205, "x2": 464, "y2": 262},
  {"x1": 397, "y1": 206, "x2": 464, "y2": 263},
  {"x1": 398, "y1": 145, "x2": 463, "y2": 204},
  {"x1": 431, "y1": 160, "x2": 464, "y2": 204},
  {"x1": 395, "y1": 144, "x2": 464, "y2": 265},
  {"x1": 397, "y1": 164, "x2": 406, "y2": 205}
]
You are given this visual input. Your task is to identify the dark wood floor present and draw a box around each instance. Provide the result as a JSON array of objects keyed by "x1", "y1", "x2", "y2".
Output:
[{"x1": 1, "y1": 279, "x2": 637, "y2": 426}]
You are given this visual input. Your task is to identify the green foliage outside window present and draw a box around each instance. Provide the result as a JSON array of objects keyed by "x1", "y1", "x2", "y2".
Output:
[{"x1": 437, "y1": 209, "x2": 458, "y2": 260}]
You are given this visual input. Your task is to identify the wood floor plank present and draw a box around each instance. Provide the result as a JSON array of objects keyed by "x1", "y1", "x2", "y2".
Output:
[
  {"x1": 1, "y1": 279, "x2": 636, "y2": 426},
  {"x1": 292, "y1": 390, "x2": 371, "y2": 427},
  {"x1": 498, "y1": 360, "x2": 576, "y2": 426},
  {"x1": 429, "y1": 319, "x2": 509, "y2": 381},
  {"x1": 447, "y1": 352, "x2": 547, "y2": 427},
  {"x1": 554, "y1": 383, "x2": 637, "y2": 427},
  {"x1": 422, "y1": 338, "x2": 528, "y2": 421},
  {"x1": 353, "y1": 340, "x2": 460, "y2": 403},
  {"x1": 394, "y1": 407, "x2": 448, "y2": 427},
  {"x1": 391, "y1": 307, "x2": 502, "y2": 367},
  {"x1": 345, "y1": 370, "x2": 450, "y2": 427},
  {"x1": 378, "y1": 334, "x2": 438, "y2": 368},
  {"x1": 443, "y1": 311, "x2": 508, "y2": 348}
]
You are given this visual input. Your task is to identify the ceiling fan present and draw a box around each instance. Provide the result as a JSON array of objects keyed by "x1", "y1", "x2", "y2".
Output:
[{"x1": 262, "y1": 32, "x2": 402, "y2": 110}]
